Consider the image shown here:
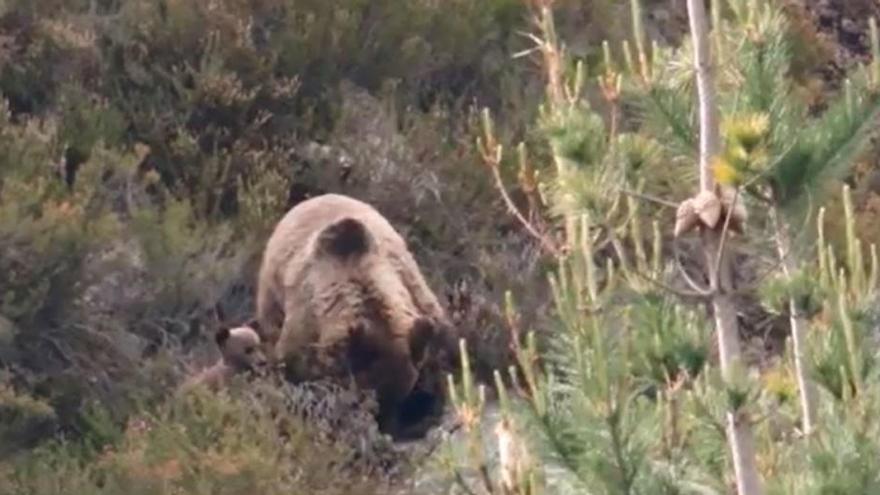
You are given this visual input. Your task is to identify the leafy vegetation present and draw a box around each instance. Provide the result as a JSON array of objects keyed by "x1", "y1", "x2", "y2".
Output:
[
  {"x1": 4, "y1": 0, "x2": 880, "y2": 494},
  {"x1": 0, "y1": 384, "x2": 386, "y2": 495}
]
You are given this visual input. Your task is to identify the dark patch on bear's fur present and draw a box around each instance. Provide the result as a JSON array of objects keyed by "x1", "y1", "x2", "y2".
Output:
[
  {"x1": 346, "y1": 324, "x2": 381, "y2": 373},
  {"x1": 393, "y1": 388, "x2": 441, "y2": 440},
  {"x1": 214, "y1": 327, "x2": 231, "y2": 346},
  {"x1": 243, "y1": 318, "x2": 263, "y2": 338},
  {"x1": 317, "y1": 217, "x2": 371, "y2": 258},
  {"x1": 408, "y1": 317, "x2": 435, "y2": 365},
  {"x1": 344, "y1": 321, "x2": 445, "y2": 441}
]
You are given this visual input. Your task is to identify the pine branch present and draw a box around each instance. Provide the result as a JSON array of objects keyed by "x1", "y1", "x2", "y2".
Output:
[
  {"x1": 774, "y1": 80, "x2": 880, "y2": 212},
  {"x1": 770, "y1": 205, "x2": 817, "y2": 435},
  {"x1": 634, "y1": 86, "x2": 697, "y2": 157}
]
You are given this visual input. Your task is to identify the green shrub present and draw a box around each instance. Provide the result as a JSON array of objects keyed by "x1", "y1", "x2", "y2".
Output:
[
  {"x1": 0, "y1": 103, "x2": 120, "y2": 327},
  {"x1": 0, "y1": 385, "x2": 383, "y2": 495},
  {"x1": 0, "y1": 383, "x2": 57, "y2": 457},
  {"x1": 0, "y1": 0, "x2": 531, "y2": 222},
  {"x1": 0, "y1": 0, "x2": 636, "y2": 480}
]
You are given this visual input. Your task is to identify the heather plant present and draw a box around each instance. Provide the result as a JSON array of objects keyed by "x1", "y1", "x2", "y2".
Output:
[
  {"x1": 0, "y1": 0, "x2": 532, "y2": 222},
  {"x1": 0, "y1": 382, "x2": 57, "y2": 457},
  {"x1": 0, "y1": 0, "x2": 553, "y2": 475},
  {"x1": 0, "y1": 102, "x2": 119, "y2": 327},
  {"x1": 0, "y1": 383, "x2": 385, "y2": 495},
  {"x1": 6, "y1": 0, "x2": 880, "y2": 493}
]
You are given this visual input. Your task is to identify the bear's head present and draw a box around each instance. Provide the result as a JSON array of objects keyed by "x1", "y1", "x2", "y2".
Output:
[
  {"x1": 345, "y1": 316, "x2": 445, "y2": 436},
  {"x1": 345, "y1": 317, "x2": 434, "y2": 400},
  {"x1": 215, "y1": 325, "x2": 268, "y2": 373},
  {"x1": 241, "y1": 318, "x2": 280, "y2": 370}
]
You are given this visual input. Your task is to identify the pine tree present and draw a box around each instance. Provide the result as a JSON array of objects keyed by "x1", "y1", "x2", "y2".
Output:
[
  {"x1": 703, "y1": 1, "x2": 880, "y2": 438},
  {"x1": 441, "y1": 1, "x2": 880, "y2": 494},
  {"x1": 682, "y1": 0, "x2": 764, "y2": 492}
]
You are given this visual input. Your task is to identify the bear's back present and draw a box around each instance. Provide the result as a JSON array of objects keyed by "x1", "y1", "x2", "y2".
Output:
[
  {"x1": 275, "y1": 194, "x2": 404, "y2": 252},
  {"x1": 257, "y1": 194, "x2": 424, "y2": 343},
  {"x1": 261, "y1": 194, "x2": 408, "y2": 286}
]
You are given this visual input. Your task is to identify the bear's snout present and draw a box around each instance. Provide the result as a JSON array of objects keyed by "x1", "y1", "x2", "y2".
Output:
[{"x1": 365, "y1": 355, "x2": 419, "y2": 406}]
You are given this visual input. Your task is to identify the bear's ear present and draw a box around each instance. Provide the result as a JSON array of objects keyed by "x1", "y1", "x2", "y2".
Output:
[
  {"x1": 408, "y1": 318, "x2": 435, "y2": 365},
  {"x1": 244, "y1": 318, "x2": 262, "y2": 335},
  {"x1": 214, "y1": 328, "x2": 231, "y2": 347},
  {"x1": 316, "y1": 217, "x2": 371, "y2": 259}
]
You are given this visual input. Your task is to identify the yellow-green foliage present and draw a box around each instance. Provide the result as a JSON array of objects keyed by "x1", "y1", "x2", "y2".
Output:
[
  {"x1": 0, "y1": 386, "x2": 382, "y2": 495},
  {"x1": 0, "y1": 104, "x2": 119, "y2": 325},
  {"x1": 0, "y1": 0, "x2": 529, "y2": 223},
  {"x1": 0, "y1": 0, "x2": 551, "y2": 458},
  {"x1": 0, "y1": 383, "x2": 57, "y2": 457},
  {"x1": 129, "y1": 197, "x2": 244, "y2": 312},
  {"x1": 0, "y1": 96, "x2": 256, "y2": 446}
]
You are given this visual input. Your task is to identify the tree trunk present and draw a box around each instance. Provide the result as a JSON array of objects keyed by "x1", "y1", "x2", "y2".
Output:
[
  {"x1": 703, "y1": 232, "x2": 765, "y2": 495},
  {"x1": 771, "y1": 207, "x2": 817, "y2": 435},
  {"x1": 686, "y1": 0, "x2": 765, "y2": 493}
]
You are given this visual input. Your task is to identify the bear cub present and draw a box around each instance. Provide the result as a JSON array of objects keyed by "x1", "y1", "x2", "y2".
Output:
[{"x1": 178, "y1": 325, "x2": 267, "y2": 394}]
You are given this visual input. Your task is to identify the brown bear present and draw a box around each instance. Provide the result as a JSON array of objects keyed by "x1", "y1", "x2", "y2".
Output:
[
  {"x1": 177, "y1": 325, "x2": 267, "y2": 394},
  {"x1": 254, "y1": 193, "x2": 458, "y2": 438}
]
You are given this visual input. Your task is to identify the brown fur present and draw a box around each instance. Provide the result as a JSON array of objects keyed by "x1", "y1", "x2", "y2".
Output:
[
  {"x1": 178, "y1": 326, "x2": 267, "y2": 394},
  {"x1": 255, "y1": 194, "x2": 457, "y2": 433}
]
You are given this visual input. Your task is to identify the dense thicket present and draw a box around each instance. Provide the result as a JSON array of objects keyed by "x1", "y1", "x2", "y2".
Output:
[
  {"x1": 0, "y1": 0, "x2": 525, "y2": 431},
  {"x1": 4, "y1": 1, "x2": 880, "y2": 494}
]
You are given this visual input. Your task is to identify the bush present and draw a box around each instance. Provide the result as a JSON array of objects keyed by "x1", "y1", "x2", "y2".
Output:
[
  {"x1": 0, "y1": 0, "x2": 651, "y2": 488},
  {"x1": 0, "y1": 384, "x2": 384, "y2": 495},
  {"x1": 0, "y1": 0, "x2": 531, "y2": 220}
]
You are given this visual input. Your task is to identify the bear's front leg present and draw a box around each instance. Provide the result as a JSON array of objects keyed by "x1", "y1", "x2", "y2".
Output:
[{"x1": 275, "y1": 306, "x2": 318, "y2": 383}]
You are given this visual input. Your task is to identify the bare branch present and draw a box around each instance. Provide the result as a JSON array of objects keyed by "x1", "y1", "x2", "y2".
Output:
[
  {"x1": 488, "y1": 161, "x2": 563, "y2": 257},
  {"x1": 712, "y1": 187, "x2": 740, "y2": 283},
  {"x1": 630, "y1": 269, "x2": 712, "y2": 299},
  {"x1": 732, "y1": 199, "x2": 816, "y2": 295},
  {"x1": 453, "y1": 470, "x2": 480, "y2": 495},
  {"x1": 673, "y1": 238, "x2": 714, "y2": 296},
  {"x1": 618, "y1": 188, "x2": 680, "y2": 208}
]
